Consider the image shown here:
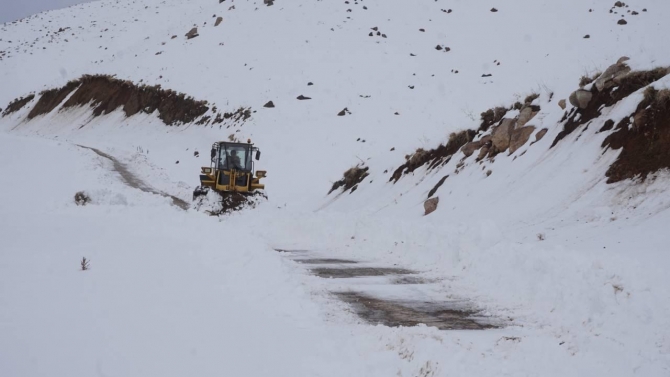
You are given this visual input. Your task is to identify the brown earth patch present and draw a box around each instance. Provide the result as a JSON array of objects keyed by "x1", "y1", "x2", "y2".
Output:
[
  {"x1": 329, "y1": 165, "x2": 370, "y2": 194},
  {"x1": 25, "y1": 75, "x2": 219, "y2": 126},
  {"x1": 210, "y1": 191, "x2": 267, "y2": 215},
  {"x1": 552, "y1": 67, "x2": 670, "y2": 148},
  {"x1": 2, "y1": 94, "x2": 35, "y2": 116},
  {"x1": 28, "y1": 80, "x2": 80, "y2": 119},
  {"x1": 603, "y1": 88, "x2": 670, "y2": 183}
]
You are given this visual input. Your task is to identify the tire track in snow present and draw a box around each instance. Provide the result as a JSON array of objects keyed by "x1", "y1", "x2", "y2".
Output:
[{"x1": 78, "y1": 145, "x2": 190, "y2": 210}]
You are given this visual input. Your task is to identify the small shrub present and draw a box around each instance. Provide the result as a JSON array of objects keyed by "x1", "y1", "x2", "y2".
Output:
[
  {"x1": 479, "y1": 106, "x2": 507, "y2": 132},
  {"x1": 642, "y1": 87, "x2": 670, "y2": 110},
  {"x1": 537, "y1": 233, "x2": 545, "y2": 241},
  {"x1": 579, "y1": 71, "x2": 601, "y2": 87},
  {"x1": 81, "y1": 257, "x2": 90, "y2": 271},
  {"x1": 409, "y1": 148, "x2": 427, "y2": 165},
  {"x1": 74, "y1": 191, "x2": 91, "y2": 206}
]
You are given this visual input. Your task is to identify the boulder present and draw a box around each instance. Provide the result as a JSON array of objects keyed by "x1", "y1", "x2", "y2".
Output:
[
  {"x1": 462, "y1": 135, "x2": 491, "y2": 157},
  {"x1": 424, "y1": 197, "x2": 439, "y2": 215},
  {"x1": 491, "y1": 118, "x2": 515, "y2": 152},
  {"x1": 461, "y1": 141, "x2": 483, "y2": 157},
  {"x1": 569, "y1": 89, "x2": 593, "y2": 109},
  {"x1": 477, "y1": 144, "x2": 491, "y2": 160},
  {"x1": 535, "y1": 128, "x2": 548, "y2": 142},
  {"x1": 509, "y1": 126, "x2": 536, "y2": 154},
  {"x1": 263, "y1": 101, "x2": 275, "y2": 108},
  {"x1": 517, "y1": 106, "x2": 538, "y2": 128},
  {"x1": 185, "y1": 27, "x2": 199, "y2": 39},
  {"x1": 594, "y1": 57, "x2": 631, "y2": 92},
  {"x1": 558, "y1": 99, "x2": 566, "y2": 109},
  {"x1": 215, "y1": 17, "x2": 223, "y2": 27}
]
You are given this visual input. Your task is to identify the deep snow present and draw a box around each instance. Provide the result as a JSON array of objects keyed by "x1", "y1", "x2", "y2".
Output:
[{"x1": 1, "y1": 0, "x2": 670, "y2": 376}]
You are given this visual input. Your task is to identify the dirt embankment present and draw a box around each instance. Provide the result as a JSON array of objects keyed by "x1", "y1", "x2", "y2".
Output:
[
  {"x1": 382, "y1": 64, "x2": 670, "y2": 203},
  {"x1": 552, "y1": 67, "x2": 670, "y2": 148},
  {"x1": 2, "y1": 95, "x2": 35, "y2": 116},
  {"x1": 24, "y1": 75, "x2": 210, "y2": 125},
  {"x1": 603, "y1": 87, "x2": 670, "y2": 183}
]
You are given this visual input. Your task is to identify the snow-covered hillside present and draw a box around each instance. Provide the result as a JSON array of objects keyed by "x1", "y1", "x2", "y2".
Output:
[{"x1": 1, "y1": 0, "x2": 670, "y2": 376}]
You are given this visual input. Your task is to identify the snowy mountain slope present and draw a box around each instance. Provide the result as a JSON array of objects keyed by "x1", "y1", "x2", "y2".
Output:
[
  {"x1": 2, "y1": 0, "x2": 669, "y2": 207},
  {"x1": 1, "y1": 0, "x2": 670, "y2": 376}
]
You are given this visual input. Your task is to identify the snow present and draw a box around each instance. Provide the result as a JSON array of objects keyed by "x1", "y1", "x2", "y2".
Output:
[{"x1": 1, "y1": 0, "x2": 670, "y2": 376}]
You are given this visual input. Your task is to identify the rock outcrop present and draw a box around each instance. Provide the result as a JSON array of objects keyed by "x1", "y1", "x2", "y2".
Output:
[
  {"x1": 491, "y1": 118, "x2": 515, "y2": 152},
  {"x1": 509, "y1": 126, "x2": 536, "y2": 153},
  {"x1": 594, "y1": 56, "x2": 631, "y2": 92},
  {"x1": 569, "y1": 89, "x2": 593, "y2": 109},
  {"x1": 424, "y1": 197, "x2": 439, "y2": 215},
  {"x1": 517, "y1": 106, "x2": 538, "y2": 128}
]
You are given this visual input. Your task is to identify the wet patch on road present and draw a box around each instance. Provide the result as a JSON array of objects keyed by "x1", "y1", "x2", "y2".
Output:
[
  {"x1": 274, "y1": 249, "x2": 310, "y2": 253},
  {"x1": 391, "y1": 276, "x2": 438, "y2": 285},
  {"x1": 336, "y1": 292, "x2": 496, "y2": 330},
  {"x1": 295, "y1": 258, "x2": 359, "y2": 265},
  {"x1": 277, "y1": 249, "x2": 504, "y2": 330},
  {"x1": 310, "y1": 267, "x2": 415, "y2": 279}
]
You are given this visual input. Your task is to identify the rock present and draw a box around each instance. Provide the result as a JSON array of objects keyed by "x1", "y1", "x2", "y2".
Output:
[
  {"x1": 491, "y1": 118, "x2": 516, "y2": 152},
  {"x1": 462, "y1": 135, "x2": 491, "y2": 157},
  {"x1": 617, "y1": 19, "x2": 627, "y2": 25},
  {"x1": 215, "y1": 17, "x2": 223, "y2": 27},
  {"x1": 517, "y1": 106, "x2": 538, "y2": 128},
  {"x1": 337, "y1": 108, "x2": 347, "y2": 116},
  {"x1": 558, "y1": 99, "x2": 566, "y2": 109},
  {"x1": 569, "y1": 89, "x2": 593, "y2": 109},
  {"x1": 509, "y1": 126, "x2": 536, "y2": 154},
  {"x1": 617, "y1": 56, "x2": 630, "y2": 65},
  {"x1": 264, "y1": 0, "x2": 274, "y2": 5},
  {"x1": 490, "y1": 8, "x2": 498, "y2": 12},
  {"x1": 535, "y1": 128, "x2": 548, "y2": 142},
  {"x1": 296, "y1": 95, "x2": 311, "y2": 100},
  {"x1": 477, "y1": 144, "x2": 491, "y2": 160},
  {"x1": 595, "y1": 57, "x2": 631, "y2": 91},
  {"x1": 185, "y1": 28, "x2": 199, "y2": 39},
  {"x1": 424, "y1": 197, "x2": 439, "y2": 215},
  {"x1": 263, "y1": 101, "x2": 275, "y2": 108},
  {"x1": 461, "y1": 141, "x2": 483, "y2": 157}
]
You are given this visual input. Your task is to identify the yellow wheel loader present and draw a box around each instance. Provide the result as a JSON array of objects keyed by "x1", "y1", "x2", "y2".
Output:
[{"x1": 193, "y1": 140, "x2": 266, "y2": 200}]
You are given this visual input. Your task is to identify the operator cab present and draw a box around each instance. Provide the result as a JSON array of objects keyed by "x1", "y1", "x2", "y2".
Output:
[{"x1": 216, "y1": 142, "x2": 255, "y2": 172}]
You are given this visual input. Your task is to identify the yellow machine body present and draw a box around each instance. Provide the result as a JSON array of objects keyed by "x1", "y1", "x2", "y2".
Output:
[{"x1": 195, "y1": 141, "x2": 265, "y2": 197}]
